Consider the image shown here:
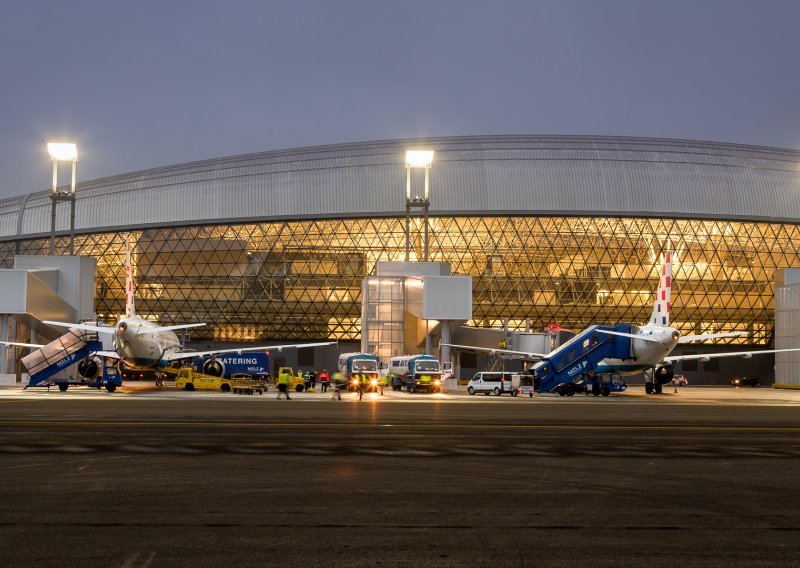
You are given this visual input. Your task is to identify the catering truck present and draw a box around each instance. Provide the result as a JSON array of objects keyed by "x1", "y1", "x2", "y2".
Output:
[
  {"x1": 387, "y1": 354, "x2": 442, "y2": 393},
  {"x1": 192, "y1": 352, "x2": 269, "y2": 380},
  {"x1": 338, "y1": 352, "x2": 380, "y2": 391}
]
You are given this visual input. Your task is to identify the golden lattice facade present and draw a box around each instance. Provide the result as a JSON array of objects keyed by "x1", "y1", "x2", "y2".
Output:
[{"x1": 1, "y1": 215, "x2": 795, "y2": 345}]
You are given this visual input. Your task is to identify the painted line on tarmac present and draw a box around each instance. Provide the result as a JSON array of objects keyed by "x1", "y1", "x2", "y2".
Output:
[
  {"x1": 2, "y1": 419, "x2": 800, "y2": 431},
  {"x1": 0, "y1": 443, "x2": 797, "y2": 459}
]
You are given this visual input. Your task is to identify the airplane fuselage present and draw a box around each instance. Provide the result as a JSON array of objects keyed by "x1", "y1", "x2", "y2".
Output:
[
  {"x1": 596, "y1": 325, "x2": 680, "y2": 375},
  {"x1": 113, "y1": 317, "x2": 182, "y2": 369}
]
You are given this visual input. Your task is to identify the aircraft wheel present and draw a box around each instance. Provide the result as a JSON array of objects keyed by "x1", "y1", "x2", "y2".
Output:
[
  {"x1": 645, "y1": 382, "x2": 653, "y2": 395},
  {"x1": 566, "y1": 388, "x2": 575, "y2": 397},
  {"x1": 654, "y1": 383, "x2": 663, "y2": 394},
  {"x1": 467, "y1": 386, "x2": 475, "y2": 395},
  {"x1": 105, "y1": 384, "x2": 117, "y2": 393},
  {"x1": 58, "y1": 384, "x2": 68, "y2": 392},
  {"x1": 557, "y1": 387, "x2": 566, "y2": 397}
]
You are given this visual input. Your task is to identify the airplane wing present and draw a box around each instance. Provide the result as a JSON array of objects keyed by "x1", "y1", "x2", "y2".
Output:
[
  {"x1": 42, "y1": 321, "x2": 114, "y2": 334},
  {"x1": 96, "y1": 350, "x2": 120, "y2": 359},
  {"x1": 0, "y1": 340, "x2": 45, "y2": 348},
  {"x1": 137, "y1": 323, "x2": 207, "y2": 335},
  {"x1": 441, "y1": 343, "x2": 546, "y2": 359},
  {"x1": 163, "y1": 341, "x2": 337, "y2": 361},
  {"x1": 678, "y1": 331, "x2": 748, "y2": 343},
  {"x1": 665, "y1": 347, "x2": 800, "y2": 363}
]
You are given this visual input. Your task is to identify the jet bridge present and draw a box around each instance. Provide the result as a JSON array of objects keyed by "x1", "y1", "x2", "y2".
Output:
[{"x1": 530, "y1": 324, "x2": 634, "y2": 394}]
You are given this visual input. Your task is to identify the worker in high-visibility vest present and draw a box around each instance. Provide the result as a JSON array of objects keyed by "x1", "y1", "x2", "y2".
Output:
[{"x1": 277, "y1": 370, "x2": 291, "y2": 400}]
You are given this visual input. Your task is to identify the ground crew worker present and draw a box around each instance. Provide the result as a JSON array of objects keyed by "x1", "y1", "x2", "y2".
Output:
[
  {"x1": 277, "y1": 370, "x2": 291, "y2": 400},
  {"x1": 309, "y1": 370, "x2": 317, "y2": 391},
  {"x1": 318, "y1": 369, "x2": 331, "y2": 393},
  {"x1": 331, "y1": 371, "x2": 343, "y2": 400}
]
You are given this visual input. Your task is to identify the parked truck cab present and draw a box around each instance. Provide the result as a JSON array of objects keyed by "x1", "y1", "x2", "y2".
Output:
[
  {"x1": 388, "y1": 354, "x2": 442, "y2": 393},
  {"x1": 337, "y1": 352, "x2": 380, "y2": 391}
]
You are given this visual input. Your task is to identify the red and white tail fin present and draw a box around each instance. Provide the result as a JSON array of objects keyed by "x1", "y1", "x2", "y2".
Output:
[
  {"x1": 649, "y1": 251, "x2": 672, "y2": 327},
  {"x1": 125, "y1": 238, "x2": 136, "y2": 319}
]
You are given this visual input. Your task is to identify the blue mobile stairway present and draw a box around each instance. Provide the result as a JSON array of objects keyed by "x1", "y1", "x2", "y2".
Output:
[
  {"x1": 530, "y1": 324, "x2": 634, "y2": 395},
  {"x1": 21, "y1": 329, "x2": 104, "y2": 387}
]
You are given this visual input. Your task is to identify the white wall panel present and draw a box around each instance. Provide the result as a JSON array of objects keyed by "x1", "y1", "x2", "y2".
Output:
[{"x1": 2, "y1": 135, "x2": 800, "y2": 240}]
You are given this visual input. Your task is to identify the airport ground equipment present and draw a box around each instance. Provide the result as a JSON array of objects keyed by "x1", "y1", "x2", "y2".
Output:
[
  {"x1": 21, "y1": 329, "x2": 108, "y2": 388},
  {"x1": 192, "y1": 352, "x2": 269, "y2": 379},
  {"x1": 387, "y1": 354, "x2": 442, "y2": 392},
  {"x1": 338, "y1": 352, "x2": 380, "y2": 391},
  {"x1": 529, "y1": 325, "x2": 634, "y2": 395},
  {"x1": 46, "y1": 364, "x2": 123, "y2": 393},
  {"x1": 277, "y1": 367, "x2": 307, "y2": 392},
  {"x1": 231, "y1": 374, "x2": 266, "y2": 395},
  {"x1": 174, "y1": 367, "x2": 260, "y2": 393}
]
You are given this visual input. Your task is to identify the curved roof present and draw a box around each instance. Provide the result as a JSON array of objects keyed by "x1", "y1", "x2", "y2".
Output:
[{"x1": 2, "y1": 135, "x2": 800, "y2": 241}]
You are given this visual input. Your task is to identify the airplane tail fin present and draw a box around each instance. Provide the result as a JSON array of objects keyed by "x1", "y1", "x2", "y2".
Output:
[
  {"x1": 125, "y1": 238, "x2": 135, "y2": 318},
  {"x1": 648, "y1": 251, "x2": 672, "y2": 327}
]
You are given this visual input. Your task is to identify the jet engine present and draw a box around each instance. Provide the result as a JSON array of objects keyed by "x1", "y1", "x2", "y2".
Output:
[
  {"x1": 654, "y1": 364, "x2": 674, "y2": 385},
  {"x1": 77, "y1": 357, "x2": 102, "y2": 379},
  {"x1": 202, "y1": 359, "x2": 225, "y2": 377}
]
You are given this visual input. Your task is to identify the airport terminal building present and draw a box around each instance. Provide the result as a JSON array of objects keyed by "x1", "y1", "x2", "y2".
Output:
[{"x1": 2, "y1": 135, "x2": 800, "y2": 382}]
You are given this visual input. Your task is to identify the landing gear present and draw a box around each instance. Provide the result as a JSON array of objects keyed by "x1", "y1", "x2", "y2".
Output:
[
  {"x1": 58, "y1": 384, "x2": 68, "y2": 392},
  {"x1": 645, "y1": 382, "x2": 653, "y2": 395}
]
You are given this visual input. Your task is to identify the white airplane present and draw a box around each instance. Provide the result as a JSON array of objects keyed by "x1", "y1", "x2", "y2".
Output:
[
  {"x1": 4, "y1": 239, "x2": 334, "y2": 381},
  {"x1": 444, "y1": 251, "x2": 800, "y2": 394}
]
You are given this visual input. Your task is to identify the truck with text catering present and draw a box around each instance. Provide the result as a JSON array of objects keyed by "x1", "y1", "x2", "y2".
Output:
[
  {"x1": 387, "y1": 354, "x2": 442, "y2": 393},
  {"x1": 191, "y1": 352, "x2": 270, "y2": 380},
  {"x1": 338, "y1": 352, "x2": 380, "y2": 391}
]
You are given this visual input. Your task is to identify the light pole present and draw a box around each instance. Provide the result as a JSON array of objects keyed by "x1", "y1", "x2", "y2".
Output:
[
  {"x1": 46, "y1": 142, "x2": 78, "y2": 255},
  {"x1": 404, "y1": 150, "x2": 434, "y2": 262}
]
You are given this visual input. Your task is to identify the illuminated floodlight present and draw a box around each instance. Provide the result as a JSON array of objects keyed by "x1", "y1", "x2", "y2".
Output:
[
  {"x1": 47, "y1": 142, "x2": 78, "y2": 161},
  {"x1": 405, "y1": 150, "x2": 434, "y2": 168}
]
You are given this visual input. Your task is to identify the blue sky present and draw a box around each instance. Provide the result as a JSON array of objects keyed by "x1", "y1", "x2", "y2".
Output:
[{"x1": 1, "y1": 0, "x2": 799, "y2": 199}]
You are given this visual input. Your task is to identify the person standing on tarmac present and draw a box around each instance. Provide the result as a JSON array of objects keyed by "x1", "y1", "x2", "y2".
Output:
[
  {"x1": 277, "y1": 369, "x2": 291, "y2": 400},
  {"x1": 318, "y1": 369, "x2": 330, "y2": 393}
]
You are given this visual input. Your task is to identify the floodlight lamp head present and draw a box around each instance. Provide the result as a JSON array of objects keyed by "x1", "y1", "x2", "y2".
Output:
[
  {"x1": 405, "y1": 150, "x2": 434, "y2": 168},
  {"x1": 47, "y1": 142, "x2": 78, "y2": 161}
]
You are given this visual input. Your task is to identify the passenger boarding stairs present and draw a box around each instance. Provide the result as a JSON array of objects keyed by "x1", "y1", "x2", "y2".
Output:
[
  {"x1": 530, "y1": 324, "x2": 634, "y2": 394},
  {"x1": 21, "y1": 329, "x2": 103, "y2": 387}
]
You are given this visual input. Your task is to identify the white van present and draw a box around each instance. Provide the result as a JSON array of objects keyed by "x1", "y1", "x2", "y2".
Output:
[{"x1": 467, "y1": 372, "x2": 519, "y2": 396}]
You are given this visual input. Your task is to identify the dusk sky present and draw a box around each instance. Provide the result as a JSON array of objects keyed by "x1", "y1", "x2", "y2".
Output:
[{"x1": 1, "y1": 0, "x2": 799, "y2": 200}]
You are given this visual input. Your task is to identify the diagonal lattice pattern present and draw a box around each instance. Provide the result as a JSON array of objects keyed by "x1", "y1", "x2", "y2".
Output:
[{"x1": 1, "y1": 216, "x2": 795, "y2": 344}]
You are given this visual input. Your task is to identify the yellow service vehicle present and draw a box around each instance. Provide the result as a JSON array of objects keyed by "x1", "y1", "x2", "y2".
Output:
[
  {"x1": 277, "y1": 367, "x2": 308, "y2": 392},
  {"x1": 174, "y1": 367, "x2": 239, "y2": 392}
]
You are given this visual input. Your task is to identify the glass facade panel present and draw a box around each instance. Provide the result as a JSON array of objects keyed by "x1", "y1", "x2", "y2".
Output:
[{"x1": 2, "y1": 216, "x2": 797, "y2": 345}]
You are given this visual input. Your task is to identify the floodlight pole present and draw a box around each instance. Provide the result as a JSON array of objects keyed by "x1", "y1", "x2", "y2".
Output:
[
  {"x1": 404, "y1": 155, "x2": 433, "y2": 262},
  {"x1": 49, "y1": 151, "x2": 78, "y2": 255}
]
